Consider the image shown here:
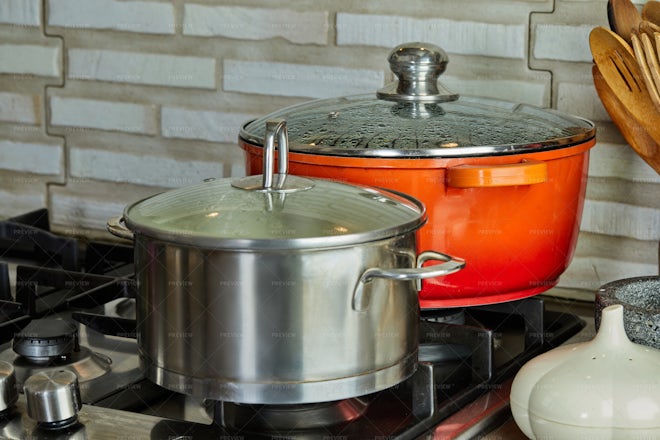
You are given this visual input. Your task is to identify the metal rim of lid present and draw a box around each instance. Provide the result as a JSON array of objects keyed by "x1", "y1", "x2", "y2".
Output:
[
  {"x1": 239, "y1": 114, "x2": 596, "y2": 158},
  {"x1": 122, "y1": 181, "x2": 427, "y2": 250}
]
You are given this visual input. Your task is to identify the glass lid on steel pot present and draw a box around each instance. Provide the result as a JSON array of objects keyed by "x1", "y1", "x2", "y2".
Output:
[
  {"x1": 240, "y1": 42, "x2": 596, "y2": 158},
  {"x1": 123, "y1": 120, "x2": 426, "y2": 249}
]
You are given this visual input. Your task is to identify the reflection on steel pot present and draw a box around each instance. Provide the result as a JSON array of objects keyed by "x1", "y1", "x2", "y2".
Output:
[
  {"x1": 239, "y1": 42, "x2": 597, "y2": 308},
  {"x1": 107, "y1": 119, "x2": 464, "y2": 404}
]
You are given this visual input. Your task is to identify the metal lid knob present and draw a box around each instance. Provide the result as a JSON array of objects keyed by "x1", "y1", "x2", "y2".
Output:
[
  {"x1": 377, "y1": 42, "x2": 459, "y2": 103},
  {"x1": 24, "y1": 370, "x2": 82, "y2": 429},
  {"x1": 0, "y1": 361, "x2": 17, "y2": 415}
]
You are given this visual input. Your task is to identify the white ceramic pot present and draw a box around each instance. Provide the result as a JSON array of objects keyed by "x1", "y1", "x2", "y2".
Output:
[{"x1": 510, "y1": 304, "x2": 660, "y2": 439}]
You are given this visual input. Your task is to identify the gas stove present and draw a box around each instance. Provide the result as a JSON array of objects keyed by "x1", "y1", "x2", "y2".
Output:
[{"x1": 0, "y1": 209, "x2": 585, "y2": 439}]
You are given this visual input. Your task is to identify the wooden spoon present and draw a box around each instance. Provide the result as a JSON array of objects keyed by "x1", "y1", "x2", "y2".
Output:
[
  {"x1": 593, "y1": 64, "x2": 660, "y2": 174},
  {"x1": 608, "y1": 0, "x2": 642, "y2": 43},
  {"x1": 642, "y1": 0, "x2": 660, "y2": 26},
  {"x1": 590, "y1": 26, "x2": 660, "y2": 173}
]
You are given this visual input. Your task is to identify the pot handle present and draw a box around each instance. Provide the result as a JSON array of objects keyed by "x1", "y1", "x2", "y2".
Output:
[
  {"x1": 352, "y1": 251, "x2": 465, "y2": 312},
  {"x1": 262, "y1": 118, "x2": 289, "y2": 189},
  {"x1": 106, "y1": 216, "x2": 134, "y2": 241},
  {"x1": 446, "y1": 159, "x2": 547, "y2": 188},
  {"x1": 231, "y1": 119, "x2": 315, "y2": 192}
]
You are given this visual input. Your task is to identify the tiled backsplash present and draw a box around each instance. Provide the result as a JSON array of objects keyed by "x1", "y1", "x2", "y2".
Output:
[{"x1": 0, "y1": 0, "x2": 658, "y2": 298}]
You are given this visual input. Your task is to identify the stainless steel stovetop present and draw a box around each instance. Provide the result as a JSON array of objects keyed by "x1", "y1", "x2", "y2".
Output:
[{"x1": 0, "y1": 209, "x2": 587, "y2": 439}]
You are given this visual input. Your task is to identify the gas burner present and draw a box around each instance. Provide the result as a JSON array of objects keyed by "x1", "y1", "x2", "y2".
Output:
[
  {"x1": 216, "y1": 397, "x2": 370, "y2": 432},
  {"x1": 13, "y1": 319, "x2": 78, "y2": 364},
  {"x1": 421, "y1": 308, "x2": 466, "y2": 325},
  {"x1": 0, "y1": 318, "x2": 148, "y2": 407},
  {"x1": 419, "y1": 341, "x2": 473, "y2": 363},
  {"x1": 418, "y1": 309, "x2": 473, "y2": 363},
  {"x1": 418, "y1": 318, "x2": 488, "y2": 365},
  {"x1": 112, "y1": 298, "x2": 135, "y2": 320},
  {"x1": 4, "y1": 319, "x2": 111, "y2": 388},
  {"x1": 10, "y1": 346, "x2": 111, "y2": 388}
]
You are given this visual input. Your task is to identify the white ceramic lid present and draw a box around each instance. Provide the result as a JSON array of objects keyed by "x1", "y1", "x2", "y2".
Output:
[{"x1": 526, "y1": 305, "x2": 660, "y2": 429}]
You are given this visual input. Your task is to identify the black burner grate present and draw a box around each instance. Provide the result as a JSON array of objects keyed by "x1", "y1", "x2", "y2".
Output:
[{"x1": 0, "y1": 209, "x2": 135, "y2": 343}]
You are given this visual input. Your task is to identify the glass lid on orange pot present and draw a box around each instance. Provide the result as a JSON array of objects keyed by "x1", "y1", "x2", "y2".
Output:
[{"x1": 240, "y1": 42, "x2": 595, "y2": 158}]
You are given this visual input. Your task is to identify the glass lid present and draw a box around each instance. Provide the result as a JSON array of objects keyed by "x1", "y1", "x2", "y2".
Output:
[
  {"x1": 124, "y1": 120, "x2": 425, "y2": 249},
  {"x1": 240, "y1": 43, "x2": 595, "y2": 158}
]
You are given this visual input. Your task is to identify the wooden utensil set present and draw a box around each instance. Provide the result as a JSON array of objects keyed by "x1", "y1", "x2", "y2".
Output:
[{"x1": 591, "y1": 0, "x2": 660, "y2": 174}]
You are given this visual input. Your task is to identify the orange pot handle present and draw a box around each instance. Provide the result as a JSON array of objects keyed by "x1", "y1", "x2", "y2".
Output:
[{"x1": 446, "y1": 159, "x2": 547, "y2": 188}]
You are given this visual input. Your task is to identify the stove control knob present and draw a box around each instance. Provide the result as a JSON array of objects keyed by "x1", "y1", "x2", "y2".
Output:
[
  {"x1": 24, "y1": 370, "x2": 82, "y2": 429},
  {"x1": 0, "y1": 360, "x2": 18, "y2": 416}
]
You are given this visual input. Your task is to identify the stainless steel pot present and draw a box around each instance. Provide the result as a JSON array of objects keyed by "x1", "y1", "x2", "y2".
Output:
[{"x1": 108, "y1": 120, "x2": 464, "y2": 404}]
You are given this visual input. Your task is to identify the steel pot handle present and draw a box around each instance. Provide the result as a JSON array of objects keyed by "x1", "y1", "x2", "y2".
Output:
[
  {"x1": 262, "y1": 118, "x2": 289, "y2": 189},
  {"x1": 352, "y1": 251, "x2": 465, "y2": 312},
  {"x1": 106, "y1": 216, "x2": 134, "y2": 241},
  {"x1": 231, "y1": 119, "x2": 314, "y2": 192}
]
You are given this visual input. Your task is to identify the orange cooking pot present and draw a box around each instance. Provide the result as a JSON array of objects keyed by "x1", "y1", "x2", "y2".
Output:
[{"x1": 238, "y1": 43, "x2": 596, "y2": 309}]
